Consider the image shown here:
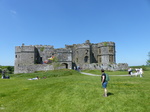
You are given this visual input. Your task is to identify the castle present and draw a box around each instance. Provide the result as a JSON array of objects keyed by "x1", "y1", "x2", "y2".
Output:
[{"x1": 14, "y1": 40, "x2": 128, "y2": 74}]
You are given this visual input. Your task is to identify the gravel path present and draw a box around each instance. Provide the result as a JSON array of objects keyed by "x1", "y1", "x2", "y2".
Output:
[{"x1": 81, "y1": 72, "x2": 130, "y2": 76}]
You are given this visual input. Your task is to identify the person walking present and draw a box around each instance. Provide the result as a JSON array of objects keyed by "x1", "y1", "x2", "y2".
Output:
[{"x1": 101, "y1": 69, "x2": 108, "y2": 97}]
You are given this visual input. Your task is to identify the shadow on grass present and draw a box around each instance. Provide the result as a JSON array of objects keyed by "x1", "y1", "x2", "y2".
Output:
[{"x1": 107, "y1": 92, "x2": 114, "y2": 96}]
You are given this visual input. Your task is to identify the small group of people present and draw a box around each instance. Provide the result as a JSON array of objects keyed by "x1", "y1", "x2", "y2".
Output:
[
  {"x1": 28, "y1": 76, "x2": 47, "y2": 80},
  {"x1": 128, "y1": 68, "x2": 143, "y2": 77},
  {"x1": 1, "y1": 70, "x2": 10, "y2": 79},
  {"x1": 74, "y1": 66, "x2": 81, "y2": 72},
  {"x1": 28, "y1": 76, "x2": 40, "y2": 80}
]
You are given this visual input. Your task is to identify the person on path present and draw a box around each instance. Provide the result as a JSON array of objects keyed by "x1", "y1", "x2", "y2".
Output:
[
  {"x1": 128, "y1": 68, "x2": 132, "y2": 75},
  {"x1": 139, "y1": 68, "x2": 143, "y2": 77},
  {"x1": 101, "y1": 69, "x2": 108, "y2": 97}
]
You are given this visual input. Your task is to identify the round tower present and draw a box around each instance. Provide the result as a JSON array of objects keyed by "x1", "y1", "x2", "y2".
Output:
[{"x1": 97, "y1": 42, "x2": 116, "y2": 64}]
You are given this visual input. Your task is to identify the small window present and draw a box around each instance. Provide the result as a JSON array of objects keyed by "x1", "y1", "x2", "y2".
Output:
[
  {"x1": 85, "y1": 50, "x2": 88, "y2": 55},
  {"x1": 109, "y1": 47, "x2": 113, "y2": 53}
]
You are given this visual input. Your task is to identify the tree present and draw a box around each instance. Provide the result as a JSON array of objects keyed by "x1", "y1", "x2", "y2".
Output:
[
  {"x1": 146, "y1": 52, "x2": 150, "y2": 66},
  {"x1": 7, "y1": 66, "x2": 14, "y2": 74}
]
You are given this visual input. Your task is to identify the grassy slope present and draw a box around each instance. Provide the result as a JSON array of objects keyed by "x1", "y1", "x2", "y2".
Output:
[{"x1": 0, "y1": 69, "x2": 150, "y2": 112}]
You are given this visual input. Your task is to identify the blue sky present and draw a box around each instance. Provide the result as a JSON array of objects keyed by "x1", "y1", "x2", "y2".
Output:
[{"x1": 0, "y1": 0, "x2": 150, "y2": 66}]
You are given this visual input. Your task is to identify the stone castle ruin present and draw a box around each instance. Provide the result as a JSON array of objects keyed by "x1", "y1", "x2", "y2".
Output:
[{"x1": 14, "y1": 40, "x2": 128, "y2": 74}]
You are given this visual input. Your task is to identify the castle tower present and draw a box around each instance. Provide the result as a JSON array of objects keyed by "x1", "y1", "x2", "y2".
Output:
[
  {"x1": 14, "y1": 44, "x2": 35, "y2": 73},
  {"x1": 97, "y1": 42, "x2": 116, "y2": 64},
  {"x1": 73, "y1": 40, "x2": 91, "y2": 67}
]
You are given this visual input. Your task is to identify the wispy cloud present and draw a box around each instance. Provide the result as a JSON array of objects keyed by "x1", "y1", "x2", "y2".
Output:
[
  {"x1": 10, "y1": 10, "x2": 17, "y2": 18},
  {"x1": 10, "y1": 10, "x2": 17, "y2": 15}
]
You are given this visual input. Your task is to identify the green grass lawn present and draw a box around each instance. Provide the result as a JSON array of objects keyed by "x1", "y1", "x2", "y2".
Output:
[{"x1": 0, "y1": 69, "x2": 150, "y2": 112}]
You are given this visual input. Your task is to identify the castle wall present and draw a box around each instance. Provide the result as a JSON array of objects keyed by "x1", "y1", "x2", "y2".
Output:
[
  {"x1": 14, "y1": 64, "x2": 54, "y2": 74},
  {"x1": 91, "y1": 44, "x2": 98, "y2": 63},
  {"x1": 35, "y1": 45, "x2": 54, "y2": 63},
  {"x1": 15, "y1": 45, "x2": 35, "y2": 66},
  {"x1": 82, "y1": 63, "x2": 128, "y2": 71},
  {"x1": 14, "y1": 40, "x2": 128, "y2": 74},
  {"x1": 54, "y1": 48, "x2": 73, "y2": 69},
  {"x1": 56, "y1": 48, "x2": 72, "y2": 62}
]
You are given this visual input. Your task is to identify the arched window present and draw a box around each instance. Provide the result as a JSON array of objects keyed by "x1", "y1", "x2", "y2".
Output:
[{"x1": 84, "y1": 56, "x2": 88, "y2": 63}]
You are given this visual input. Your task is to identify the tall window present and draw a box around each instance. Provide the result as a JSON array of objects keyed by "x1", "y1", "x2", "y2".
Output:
[
  {"x1": 109, "y1": 55, "x2": 113, "y2": 63},
  {"x1": 76, "y1": 58, "x2": 78, "y2": 63},
  {"x1": 109, "y1": 47, "x2": 113, "y2": 53},
  {"x1": 99, "y1": 48, "x2": 101, "y2": 54},
  {"x1": 99, "y1": 57, "x2": 101, "y2": 63},
  {"x1": 84, "y1": 56, "x2": 88, "y2": 63}
]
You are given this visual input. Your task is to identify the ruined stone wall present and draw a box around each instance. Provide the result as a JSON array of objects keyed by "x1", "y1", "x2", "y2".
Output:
[
  {"x1": 82, "y1": 63, "x2": 128, "y2": 71},
  {"x1": 14, "y1": 64, "x2": 54, "y2": 74},
  {"x1": 35, "y1": 45, "x2": 54, "y2": 63},
  {"x1": 91, "y1": 44, "x2": 98, "y2": 63},
  {"x1": 55, "y1": 48, "x2": 72, "y2": 62}
]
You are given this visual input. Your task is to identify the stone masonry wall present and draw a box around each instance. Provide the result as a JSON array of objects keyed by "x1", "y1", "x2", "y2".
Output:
[{"x1": 14, "y1": 40, "x2": 128, "y2": 74}]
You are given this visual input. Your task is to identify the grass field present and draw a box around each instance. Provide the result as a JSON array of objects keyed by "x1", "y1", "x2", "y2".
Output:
[{"x1": 0, "y1": 68, "x2": 150, "y2": 112}]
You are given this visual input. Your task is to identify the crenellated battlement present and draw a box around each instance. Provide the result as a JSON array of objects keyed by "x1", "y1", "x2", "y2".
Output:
[
  {"x1": 98, "y1": 42, "x2": 115, "y2": 47},
  {"x1": 15, "y1": 45, "x2": 35, "y2": 53}
]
